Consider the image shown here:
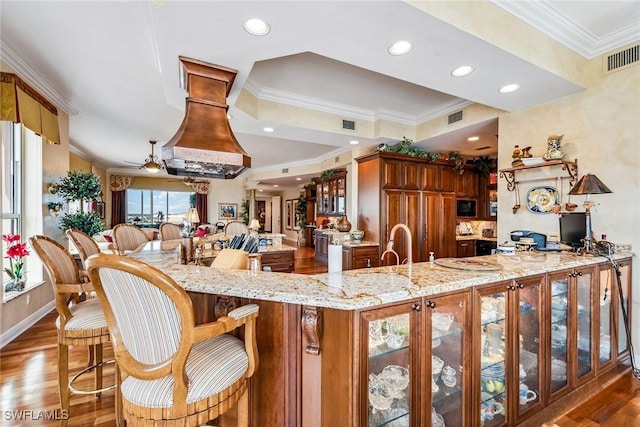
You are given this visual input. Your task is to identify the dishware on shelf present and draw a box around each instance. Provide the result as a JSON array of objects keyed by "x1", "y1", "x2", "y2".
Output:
[
  {"x1": 519, "y1": 383, "x2": 538, "y2": 405},
  {"x1": 441, "y1": 365, "x2": 457, "y2": 387},
  {"x1": 431, "y1": 407, "x2": 446, "y2": 427},
  {"x1": 368, "y1": 374, "x2": 394, "y2": 412},
  {"x1": 382, "y1": 365, "x2": 410, "y2": 394},
  {"x1": 369, "y1": 320, "x2": 390, "y2": 349},
  {"x1": 385, "y1": 316, "x2": 409, "y2": 349},
  {"x1": 432, "y1": 355, "x2": 444, "y2": 376},
  {"x1": 432, "y1": 312, "x2": 454, "y2": 332}
]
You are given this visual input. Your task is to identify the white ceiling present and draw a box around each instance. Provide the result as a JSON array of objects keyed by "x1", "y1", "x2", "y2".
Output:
[{"x1": 1, "y1": 0, "x2": 638, "y2": 188}]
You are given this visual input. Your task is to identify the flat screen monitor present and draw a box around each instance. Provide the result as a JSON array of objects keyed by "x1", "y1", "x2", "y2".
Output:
[{"x1": 559, "y1": 212, "x2": 587, "y2": 249}]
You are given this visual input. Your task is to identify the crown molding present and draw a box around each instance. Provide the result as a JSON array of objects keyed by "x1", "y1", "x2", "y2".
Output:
[
  {"x1": 491, "y1": 0, "x2": 640, "y2": 59},
  {"x1": 0, "y1": 37, "x2": 80, "y2": 115}
]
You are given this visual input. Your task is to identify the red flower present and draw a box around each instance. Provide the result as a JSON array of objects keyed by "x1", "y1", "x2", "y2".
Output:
[
  {"x1": 2, "y1": 234, "x2": 21, "y2": 244},
  {"x1": 7, "y1": 243, "x2": 29, "y2": 260}
]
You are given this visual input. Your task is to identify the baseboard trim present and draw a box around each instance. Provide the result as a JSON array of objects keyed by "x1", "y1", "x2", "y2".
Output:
[{"x1": 0, "y1": 301, "x2": 55, "y2": 348}]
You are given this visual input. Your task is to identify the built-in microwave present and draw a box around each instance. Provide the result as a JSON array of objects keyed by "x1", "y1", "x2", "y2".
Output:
[{"x1": 456, "y1": 199, "x2": 477, "y2": 218}]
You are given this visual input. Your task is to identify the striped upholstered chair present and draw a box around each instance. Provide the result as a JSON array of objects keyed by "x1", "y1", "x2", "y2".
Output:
[
  {"x1": 86, "y1": 253, "x2": 259, "y2": 427},
  {"x1": 111, "y1": 224, "x2": 150, "y2": 255},
  {"x1": 66, "y1": 228, "x2": 101, "y2": 270},
  {"x1": 159, "y1": 222, "x2": 183, "y2": 240},
  {"x1": 29, "y1": 235, "x2": 114, "y2": 422}
]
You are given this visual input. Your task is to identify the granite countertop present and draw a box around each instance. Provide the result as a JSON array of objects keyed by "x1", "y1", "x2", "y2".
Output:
[
  {"x1": 257, "y1": 244, "x2": 296, "y2": 253},
  {"x1": 342, "y1": 240, "x2": 379, "y2": 248},
  {"x1": 131, "y1": 240, "x2": 632, "y2": 311}
]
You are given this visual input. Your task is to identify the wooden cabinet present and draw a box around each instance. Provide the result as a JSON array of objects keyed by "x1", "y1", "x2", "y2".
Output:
[
  {"x1": 316, "y1": 170, "x2": 346, "y2": 215},
  {"x1": 547, "y1": 265, "x2": 597, "y2": 401},
  {"x1": 423, "y1": 192, "x2": 457, "y2": 259},
  {"x1": 457, "y1": 240, "x2": 476, "y2": 258},
  {"x1": 474, "y1": 275, "x2": 545, "y2": 426},
  {"x1": 455, "y1": 168, "x2": 478, "y2": 198},
  {"x1": 260, "y1": 250, "x2": 295, "y2": 273},
  {"x1": 356, "y1": 152, "x2": 457, "y2": 263},
  {"x1": 342, "y1": 245, "x2": 380, "y2": 270}
]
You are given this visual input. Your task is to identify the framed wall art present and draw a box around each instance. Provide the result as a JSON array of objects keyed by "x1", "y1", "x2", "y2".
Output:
[{"x1": 218, "y1": 203, "x2": 237, "y2": 220}]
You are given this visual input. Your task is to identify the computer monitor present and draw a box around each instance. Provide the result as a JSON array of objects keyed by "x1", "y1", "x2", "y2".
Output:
[{"x1": 559, "y1": 212, "x2": 587, "y2": 249}]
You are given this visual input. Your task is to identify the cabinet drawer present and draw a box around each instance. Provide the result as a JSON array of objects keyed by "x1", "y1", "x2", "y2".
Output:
[
  {"x1": 261, "y1": 252, "x2": 294, "y2": 264},
  {"x1": 352, "y1": 256, "x2": 380, "y2": 270},
  {"x1": 352, "y1": 246, "x2": 379, "y2": 257},
  {"x1": 265, "y1": 262, "x2": 294, "y2": 273}
]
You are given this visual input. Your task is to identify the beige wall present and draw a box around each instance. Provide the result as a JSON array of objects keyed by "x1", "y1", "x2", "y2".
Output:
[{"x1": 497, "y1": 57, "x2": 640, "y2": 347}]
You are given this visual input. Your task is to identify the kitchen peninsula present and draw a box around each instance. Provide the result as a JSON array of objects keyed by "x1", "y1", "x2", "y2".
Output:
[{"x1": 131, "y1": 241, "x2": 633, "y2": 427}]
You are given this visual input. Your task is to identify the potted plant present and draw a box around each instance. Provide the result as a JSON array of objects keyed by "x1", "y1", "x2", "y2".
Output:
[
  {"x1": 55, "y1": 171, "x2": 104, "y2": 237},
  {"x1": 295, "y1": 194, "x2": 307, "y2": 245}
]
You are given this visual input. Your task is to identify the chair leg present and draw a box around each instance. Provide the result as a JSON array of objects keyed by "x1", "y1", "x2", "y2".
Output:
[
  {"x1": 237, "y1": 390, "x2": 249, "y2": 427},
  {"x1": 115, "y1": 363, "x2": 124, "y2": 427},
  {"x1": 88, "y1": 342, "x2": 95, "y2": 367},
  {"x1": 95, "y1": 343, "x2": 103, "y2": 398},
  {"x1": 58, "y1": 343, "x2": 70, "y2": 415}
]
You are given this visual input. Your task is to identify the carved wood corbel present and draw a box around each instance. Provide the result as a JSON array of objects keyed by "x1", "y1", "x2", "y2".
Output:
[{"x1": 301, "y1": 305, "x2": 323, "y2": 355}]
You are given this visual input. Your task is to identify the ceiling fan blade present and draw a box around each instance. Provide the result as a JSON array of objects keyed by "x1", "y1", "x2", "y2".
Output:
[{"x1": 124, "y1": 160, "x2": 143, "y2": 166}]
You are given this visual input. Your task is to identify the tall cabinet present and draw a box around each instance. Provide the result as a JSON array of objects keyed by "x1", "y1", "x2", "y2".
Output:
[{"x1": 356, "y1": 152, "x2": 458, "y2": 263}]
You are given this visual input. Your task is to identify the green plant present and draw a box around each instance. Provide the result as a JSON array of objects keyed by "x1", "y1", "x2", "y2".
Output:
[
  {"x1": 320, "y1": 169, "x2": 336, "y2": 182},
  {"x1": 473, "y1": 156, "x2": 497, "y2": 177},
  {"x1": 54, "y1": 171, "x2": 104, "y2": 236},
  {"x1": 448, "y1": 151, "x2": 465, "y2": 174},
  {"x1": 55, "y1": 171, "x2": 102, "y2": 213},
  {"x1": 59, "y1": 212, "x2": 104, "y2": 237},
  {"x1": 296, "y1": 194, "x2": 307, "y2": 229},
  {"x1": 239, "y1": 200, "x2": 250, "y2": 225}
]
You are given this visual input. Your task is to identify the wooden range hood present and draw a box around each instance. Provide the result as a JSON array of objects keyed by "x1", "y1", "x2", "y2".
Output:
[{"x1": 162, "y1": 56, "x2": 251, "y2": 179}]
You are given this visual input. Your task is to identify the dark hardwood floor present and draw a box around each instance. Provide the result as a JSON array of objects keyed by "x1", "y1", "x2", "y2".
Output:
[{"x1": 1, "y1": 246, "x2": 638, "y2": 426}]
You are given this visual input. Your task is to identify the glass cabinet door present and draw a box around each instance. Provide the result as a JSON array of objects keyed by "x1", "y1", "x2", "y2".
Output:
[
  {"x1": 598, "y1": 264, "x2": 614, "y2": 368},
  {"x1": 337, "y1": 177, "x2": 346, "y2": 214},
  {"x1": 575, "y1": 269, "x2": 594, "y2": 382},
  {"x1": 478, "y1": 288, "x2": 508, "y2": 427},
  {"x1": 516, "y1": 278, "x2": 542, "y2": 417},
  {"x1": 429, "y1": 293, "x2": 468, "y2": 427},
  {"x1": 617, "y1": 260, "x2": 631, "y2": 356},
  {"x1": 549, "y1": 274, "x2": 569, "y2": 395},
  {"x1": 363, "y1": 304, "x2": 417, "y2": 427}
]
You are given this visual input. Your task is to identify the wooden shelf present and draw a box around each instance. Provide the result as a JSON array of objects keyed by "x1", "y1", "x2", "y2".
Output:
[{"x1": 499, "y1": 159, "x2": 578, "y2": 191}]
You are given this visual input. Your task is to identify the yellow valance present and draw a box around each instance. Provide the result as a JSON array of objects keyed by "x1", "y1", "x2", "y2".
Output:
[{"x1": 0, "y1": 72, "x2": 60, "y2": 144}]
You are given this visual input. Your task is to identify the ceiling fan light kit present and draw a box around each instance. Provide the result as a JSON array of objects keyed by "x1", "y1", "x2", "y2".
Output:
[{"x1": 142, "y1": 140, "x2": 164, "y2": 173}]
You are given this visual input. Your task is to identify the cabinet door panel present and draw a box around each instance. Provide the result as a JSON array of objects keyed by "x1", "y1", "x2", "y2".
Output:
[
  {"x1": 361, "y1": 302, "x2": 420, "y2": 427},
  {"x1": 403, "y1": 162, "x2": 421, "y2": 190},
  {"x1": 383, "y1": 191, "x2": 403, "y2": 264},
  {"x1": 405, "y1": 191, "x2": 422, "y2": 263},
  {"x1": 423, "y1": 164, "x2": 439, "y2": 191},
  {"x1": 617, "y1": 260, "x2": 631, "y2": 355},
  {"x1": 439, "y1": 167, "x2": 456, "y2": 192},
  {"x1": 575, "y1": 270, "x2": 594, "y2": 382},
  {"x1": 549, "y1": 275, "x2": 569, "y2": 396},
  {"x1": 383, "y1": 160, "x2": 403, "y2": 189},
  {"x1": 598, "y1": 264, "x2": 614, "y2": 368}
]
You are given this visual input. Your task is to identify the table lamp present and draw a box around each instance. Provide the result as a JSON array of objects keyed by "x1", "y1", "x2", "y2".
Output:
[
  {"x1": 249, "y1": 219, "x2": 260, "y2": 235},
  {"x1": 568, "y1": 173, "x2": 612, "y2": 253},
  {"x1": 184, "y1": 208, "x2": 200, "y2": 237}
]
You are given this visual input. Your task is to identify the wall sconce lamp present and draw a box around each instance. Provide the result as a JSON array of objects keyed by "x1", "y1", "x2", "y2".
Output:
[{"x1": 568, "y1": 173, "x2": 612, "y2": 253}]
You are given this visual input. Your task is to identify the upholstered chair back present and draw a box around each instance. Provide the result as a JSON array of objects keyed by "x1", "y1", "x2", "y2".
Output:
[
  {"x1": 66, "y1": 229, "x2": 101, "y2": 268},
  {"x1": 159, "y1": 222, "x2": 183, "y2": 241},
  {"x1": 112, "y1": 224, "x2": 150, "y2": 254}
]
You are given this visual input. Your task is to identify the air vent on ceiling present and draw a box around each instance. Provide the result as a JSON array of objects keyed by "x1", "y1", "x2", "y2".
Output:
[
  {"x1": 475, "y1": 146, "x2": 491, "y2": 151},
  {"x1": 282, "y1": 168, "x2": 289, "y2": 174},
  {"x1": 605, "y1": 44, "x2": 639, "y2": 73},
  {"x1": 342, "y1": 119, "x2": 356, "y2": 130},
  {"x1": 335, "y1": 156, "x2": 340, "y2": 163},
  {"x1": 448, "y1": 111, "x2": 463, "y2": 124}
]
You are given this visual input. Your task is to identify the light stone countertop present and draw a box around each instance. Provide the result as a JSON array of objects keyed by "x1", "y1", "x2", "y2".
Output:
[
  {"x1": 456, "y1": 234, "x2": 498, "y2": 242},
  {"x1": 341, "y1": 240, "x2": 379, "y2": 248},
  {"x1": 130, "y1": 240, "x2": 632, "y2": 311}
]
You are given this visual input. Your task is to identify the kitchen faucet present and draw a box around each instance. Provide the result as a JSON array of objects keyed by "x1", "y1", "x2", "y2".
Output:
[{"x1": 380, "y1": 223, "x2": 412, "y2": 265}]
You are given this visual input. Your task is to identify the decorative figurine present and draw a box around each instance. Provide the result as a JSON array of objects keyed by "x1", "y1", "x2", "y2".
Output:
[
  {"x1": 543, "y1": 134, "x2": 565, "y2": 161},
  {"x1": 521, "y1": 146, "x2": 532, "y2": 158},
  {"x1": 511, "y1": 145, "x2": 524, "y2": 167}
]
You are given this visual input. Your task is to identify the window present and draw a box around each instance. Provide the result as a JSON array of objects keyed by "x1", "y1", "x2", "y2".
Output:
[
  {"x1": 2, "y1": 123, "x2": 43, "y2": 297},
  {"x1": 126, "y1": 189, "x2": 193, "y2": 225}
]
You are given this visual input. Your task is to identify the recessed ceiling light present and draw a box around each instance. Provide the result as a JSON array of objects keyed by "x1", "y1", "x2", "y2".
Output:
[
  {"x1": 349, "y1": 140, "x2": 359, "y2": 145},
  {"x1": 259, "y1": 189, "x2": 263, "y2": 192},
  {"x1": 467, "y1": 136, "x2": 479, "y2": 141},
  {"x1": 499, "y1": 83, "x2": 520, "y2": 94},
  {"x1": 243, "y1": 18, "x2": 270, "y2": 36},
  {"x1": 451, "y1": 66, "x2": 474, "y2": 77},
  {"x1": 296, "y1": 177, "x2": 302, "y2": 181},
  {"x1": 263, "y1": 127, "x2": 274, "y2": 133},
  {"x1": 273, "y1": 184, "x2": 279, "y2": 188},
  {"x1": 388, "y1": 40, "x2": 413, "y2": 56}
]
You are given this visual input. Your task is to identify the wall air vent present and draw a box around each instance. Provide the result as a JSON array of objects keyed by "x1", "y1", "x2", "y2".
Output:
[
  {"x1": 448, "y1": 111, "x2": 463, "y2": 124},
  {"x1": 282, "y1": 168, "x2": 289, "y2": 174},
  {"x1": 342, "y1": 119, "x2": 355, "y2": 130},
  {"x1": 605, "y1": 44, "x2": 639, "y2": 73}
]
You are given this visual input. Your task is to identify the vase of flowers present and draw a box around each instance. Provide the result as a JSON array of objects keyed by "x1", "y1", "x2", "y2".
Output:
[{"x1": 3, "y1": 234, "x2": 29, "y2": 292}]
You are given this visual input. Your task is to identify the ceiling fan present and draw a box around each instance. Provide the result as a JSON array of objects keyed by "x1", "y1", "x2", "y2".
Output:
[
  {"x1": 166, "y1": 176, "x2": 209, "y2": 186},
  {"x1": 125, "y1": 141, "x2": 165, "y2": 173}
]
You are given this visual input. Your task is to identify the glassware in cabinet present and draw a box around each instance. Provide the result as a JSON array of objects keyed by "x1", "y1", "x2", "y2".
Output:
[
  {"x1": 575, "y1": 270, "x2": 594, "y2": 380},
  {"x1": 478, "y1": 289, "x2": 507, "y2": 427},
  {"x1": 597, "y1": 263, "x2": 614, "y2": 367},
  {"x1": 549, "y1": 276, "x2": 569, "y2": 394},
  {"x1": 362, "y1": 303, "x2": 418, "y2": 427},
  {"x1": 428, "y1": 293, "x2": 468, "y2": 427},
  {"x1": 516, "y1": 279, "x2": 543, "y2": 418}
]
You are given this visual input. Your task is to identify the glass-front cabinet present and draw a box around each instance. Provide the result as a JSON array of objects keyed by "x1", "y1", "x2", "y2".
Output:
[
  {"x1": 316, "y1": 170, "x2": 347, "y2": 215},
  {"x1": 616, "y1": 260, "x2": 631, "y2": 357},
  {"x1": 475, "y1": 276, "x2": 544, "y2": 426},
  {"x1": 548, "y1": 266, "x2": 596, "y2": 401},
  {"x1": 597, "y1": 262, "x2": 615, "y2": 370},
  {"x1": 361, "y1": 301, "x2": 420, "y2": 427},
  {"x1": 426, "y1": 292, "x2": 470, "y2": 427}
]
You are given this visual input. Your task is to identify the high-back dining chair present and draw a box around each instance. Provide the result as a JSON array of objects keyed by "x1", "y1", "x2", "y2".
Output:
[
  {"x1": 112, "y1": 224, "x2": 149, "y2": 255},
  {"x1": 66, "y1": 228, "x2": 101, "y2": 270},
  {"x1": 224, "y1": 221, "x2": 249, "y2": 237},
  {"x1": 29, "y1": 235, "x2": 114, "y2": 422},
  {"x1": 86, "y1": 253, "x2": 259, "y2": 427},
  {"x1": 159, "y1": 222, "x2": 183, "y2": 240}
]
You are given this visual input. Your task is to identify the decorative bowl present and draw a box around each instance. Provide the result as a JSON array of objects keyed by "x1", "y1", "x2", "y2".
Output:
[{"x1": 350, "y1": 230, "x2": 364, "y2": 242}]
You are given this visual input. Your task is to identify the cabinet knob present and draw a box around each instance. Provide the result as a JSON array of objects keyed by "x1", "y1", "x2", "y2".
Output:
[
  {"x1": 425, "y1": 300, "x2": 436, "y2": 309},
  {"x1": 517, "y1": 283, "x2": 525, "y2": 289},
  {"x1": 412, "y1": 302, "x2": 422, "y2": 311},
  {"x1": 507, "y1": 284, "x2": 516, "y2": 291}
]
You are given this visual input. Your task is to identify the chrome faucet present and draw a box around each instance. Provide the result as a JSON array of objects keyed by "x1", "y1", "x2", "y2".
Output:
[{"x1": 380, "y1": 223, "x2": 412, "y2": 265}]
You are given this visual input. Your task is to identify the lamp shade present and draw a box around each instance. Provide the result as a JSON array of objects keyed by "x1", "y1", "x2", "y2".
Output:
[
  {"x1": 249, "y1": 219, "x2": 260, "y2": 230},
  {"x1": 185, "y1": 208, "x2": 200, "y2": 223},
  {"x1": 568, "y1": 173, "x2": 612, "y2": 195}
]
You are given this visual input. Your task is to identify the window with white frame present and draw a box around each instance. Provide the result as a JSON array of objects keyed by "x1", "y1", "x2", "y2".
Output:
[
  {"x1": 2, "y1": 122, "x2": 43, "y2": 296},
  {"x1": 125, "y1": 189, "x2": 193, "y2": 225}
]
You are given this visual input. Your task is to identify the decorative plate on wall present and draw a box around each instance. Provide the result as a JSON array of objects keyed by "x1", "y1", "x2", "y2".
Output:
[{"x1": 526, "y1": 186, "x2": 558, "y2": 213}]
